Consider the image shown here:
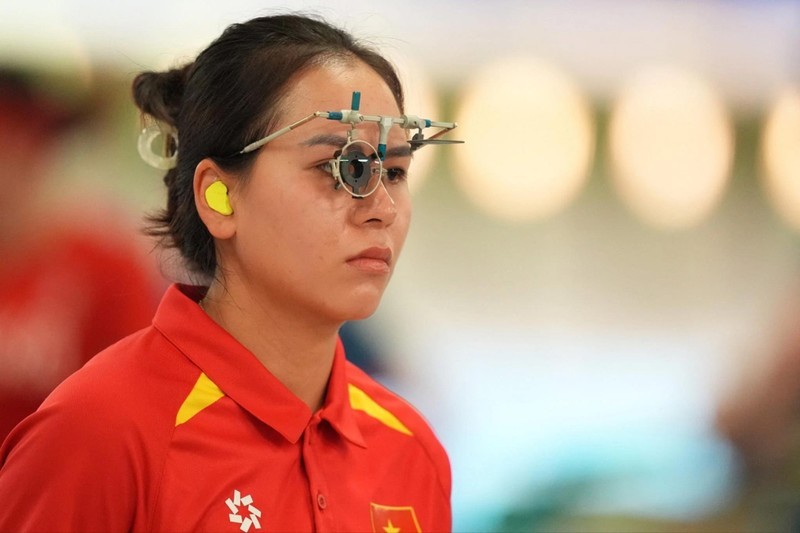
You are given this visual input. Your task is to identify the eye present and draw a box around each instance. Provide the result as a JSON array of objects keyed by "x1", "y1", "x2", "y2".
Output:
[
  {"x1": 383, "y1": 167, "x2": 408, "y2": 183},
  {"x1": 317, "y1": 161, "x2": 335, "y2": 176}
]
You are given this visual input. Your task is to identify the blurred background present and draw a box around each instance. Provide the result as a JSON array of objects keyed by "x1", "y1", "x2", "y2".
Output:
[{"x1": 2, "y1": 0, "x2": 800, "y2": 531}]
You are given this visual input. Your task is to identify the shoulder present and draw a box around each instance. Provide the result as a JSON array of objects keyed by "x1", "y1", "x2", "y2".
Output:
[
  {"x1": 0, "y1": 325, "x2": 193, "y2": 530},
  {"x1": 26, "y1": 327, "x2": 186, "y2": 443},
  {"x1": 49, "y1": 325, "x2": 195, "y2": 423},
  {"x1": 0, "y1": 325, "x2": 200, "y2": 527},
  {"x1": 345, "y1": 362, "x2": 451, "y2": 493},
  {"x1": 15, "y1": 323, "x2": 196, "y2": 457}
]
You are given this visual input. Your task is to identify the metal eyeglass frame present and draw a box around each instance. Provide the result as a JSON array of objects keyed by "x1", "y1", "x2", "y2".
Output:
[{"x1": 238, "y1": 91, "x2": 461, "y2": 198}]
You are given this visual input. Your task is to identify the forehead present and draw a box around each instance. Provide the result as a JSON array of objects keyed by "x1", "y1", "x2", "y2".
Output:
[{"x1": 279, "y1": 60, "x2": 401, "y2": 122}]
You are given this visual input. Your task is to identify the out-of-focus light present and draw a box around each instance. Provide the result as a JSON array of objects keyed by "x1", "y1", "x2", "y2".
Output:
[
  {"x1": 608, "y1": 65, "x2": 734, "y2": 230},
  {"x1": 762, "y1": 87, "x2": 800, "y2": 233},
  {"x1": 0, "y1": 15, "x2": 93, "y2": 101},
  {"x1": 453, "y1": 57, "x2": 595, "y2": 221},
  {"x1": 385, "y1": 51, "x2": 440, "y2": 194}
]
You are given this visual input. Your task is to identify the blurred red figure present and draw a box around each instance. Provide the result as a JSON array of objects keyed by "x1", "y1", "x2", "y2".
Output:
[{"x1": 0, "y1": 67, "x2": 161, "y2": 440}]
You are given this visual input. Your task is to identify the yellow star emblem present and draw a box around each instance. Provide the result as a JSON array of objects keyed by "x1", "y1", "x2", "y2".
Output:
[{"x1": 383, "y1": 519, "x2": 401, "y2": 533}]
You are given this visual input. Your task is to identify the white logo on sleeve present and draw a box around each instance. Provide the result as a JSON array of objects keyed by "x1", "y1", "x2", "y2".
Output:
[{"x1": 226, "y1": 490, "x2": 262, "y2": 532}]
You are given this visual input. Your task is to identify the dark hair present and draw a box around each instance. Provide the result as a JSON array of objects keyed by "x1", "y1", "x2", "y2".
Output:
[{"x1": 132, "y1": 13, "x2": 404, "y2": 278}]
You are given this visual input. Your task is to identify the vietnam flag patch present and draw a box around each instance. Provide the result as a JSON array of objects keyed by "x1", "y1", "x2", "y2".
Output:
[{"x1": 370, "y1": 503, "x2": 422, "y2": 533}]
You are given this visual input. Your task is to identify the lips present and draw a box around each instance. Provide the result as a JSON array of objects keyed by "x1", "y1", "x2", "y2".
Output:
[{"x1": 346, "y1": 247, "x2": 392, "y2": 274}]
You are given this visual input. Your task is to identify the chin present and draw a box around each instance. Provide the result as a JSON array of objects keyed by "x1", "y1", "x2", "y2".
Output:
[
  {"x1": 343, "y1": 299, "x2": 382, "y2": 321},
  {"x1": 333, "y1": 292, "x2": 384, "y2": 322},
  {"x1": 319, "y1": 282, "x2": 388, "y2": 323}
]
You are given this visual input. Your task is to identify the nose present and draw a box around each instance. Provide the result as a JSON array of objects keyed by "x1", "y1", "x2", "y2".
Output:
[{"x1": 353, "y1": 180, "x2": 397, "y2": 226}]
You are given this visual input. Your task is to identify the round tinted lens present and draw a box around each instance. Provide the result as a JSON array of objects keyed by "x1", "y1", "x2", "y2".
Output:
[{"x1": 337, "y1": 140, "x2": 382, "y2": 197}]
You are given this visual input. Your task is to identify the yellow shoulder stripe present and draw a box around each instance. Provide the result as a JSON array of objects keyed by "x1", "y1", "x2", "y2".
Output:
[
  {"x1": 175, "y1": 372, "x2": 225, "y2": 426},
  {"x1": 348, "y1": 384, "x2": 413, "y2": 436}
]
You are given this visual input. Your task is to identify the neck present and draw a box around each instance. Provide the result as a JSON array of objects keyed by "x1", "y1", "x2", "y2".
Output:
[{"x1": 201, "y1": 280, "x2": 340, "y2": 412}]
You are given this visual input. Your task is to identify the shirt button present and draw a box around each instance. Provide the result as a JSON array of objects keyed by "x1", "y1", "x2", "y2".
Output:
[{"x1": 317, "y1": 493, "x2": 327, "y2": 510}]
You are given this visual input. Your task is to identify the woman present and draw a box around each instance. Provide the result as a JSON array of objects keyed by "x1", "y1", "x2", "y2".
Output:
[{"x1": 0, "y1": 14, "x2": 454, "y2": 532}]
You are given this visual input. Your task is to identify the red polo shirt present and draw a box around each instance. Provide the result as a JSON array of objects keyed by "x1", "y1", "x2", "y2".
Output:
[{"x1": 0, "y1": 284, "x2": 451, "y2": 532}]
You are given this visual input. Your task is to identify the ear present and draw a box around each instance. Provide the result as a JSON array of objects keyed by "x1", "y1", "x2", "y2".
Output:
[{"x1": 194, "y1": 158, "x2": 237, "y2": 240}]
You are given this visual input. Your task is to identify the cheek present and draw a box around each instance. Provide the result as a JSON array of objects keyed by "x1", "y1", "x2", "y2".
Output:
[{"x1": 278, "y1": 196, "x2": 347, "y2": 259}]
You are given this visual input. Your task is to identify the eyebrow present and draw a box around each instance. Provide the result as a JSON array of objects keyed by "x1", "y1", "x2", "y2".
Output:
[
  {"x1": 301, "y1": 134, "x2": 349, "y2": 148},
  {"x1": 301, "y1": 133, "x2": 413, "y2": 159},
  {"x1": 384, "y1": 145, "x2": 413, "y2": 159}
]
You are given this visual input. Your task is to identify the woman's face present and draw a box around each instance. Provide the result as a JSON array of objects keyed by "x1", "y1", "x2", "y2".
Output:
[{"x1": 220, "y1": 60, "x2": 412, "y2": 324}]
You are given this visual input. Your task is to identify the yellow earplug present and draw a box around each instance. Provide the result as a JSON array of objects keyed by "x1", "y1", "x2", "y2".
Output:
[{"x1": 204, "y1": 180, "x2": 233, "y2": 215}]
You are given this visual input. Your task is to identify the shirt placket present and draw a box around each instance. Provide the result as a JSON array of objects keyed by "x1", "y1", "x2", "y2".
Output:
[{"x1": 302, "y1": 414, "x2": 336, "y2": 531}]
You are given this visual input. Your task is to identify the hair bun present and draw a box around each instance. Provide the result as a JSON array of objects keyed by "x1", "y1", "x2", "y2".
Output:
[{"x1": 131, "y1": 64, "x2": 191, "y2": 128}]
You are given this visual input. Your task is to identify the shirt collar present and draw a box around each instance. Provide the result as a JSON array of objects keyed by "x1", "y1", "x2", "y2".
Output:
[
  {"x1": 153, "y1": 284, "x2": 365, "y2": 447},
  {"x1": 320, "y1": 337, "x2": 367, "y2": 448}
]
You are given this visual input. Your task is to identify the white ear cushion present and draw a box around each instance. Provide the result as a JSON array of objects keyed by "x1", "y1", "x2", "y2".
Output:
[{"x1": 137, "y1": 124, "x2": 178, "y2": 170}]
